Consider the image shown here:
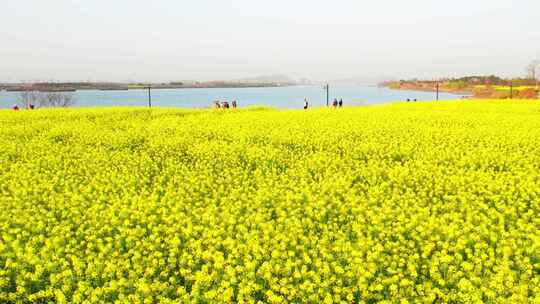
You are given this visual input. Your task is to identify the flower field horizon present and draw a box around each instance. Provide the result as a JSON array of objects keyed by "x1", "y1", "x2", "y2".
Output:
[{"x1": 1, "y1": 100, "x2": 539, "y2": 303}]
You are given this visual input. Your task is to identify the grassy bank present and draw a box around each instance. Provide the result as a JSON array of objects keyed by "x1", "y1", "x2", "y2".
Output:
[
  {"x1": 1, "y1": 101, "x2": 539, "y2": 303},
  {"x1": 385, "y1": 79, "x2": 539, "y2": 99}
]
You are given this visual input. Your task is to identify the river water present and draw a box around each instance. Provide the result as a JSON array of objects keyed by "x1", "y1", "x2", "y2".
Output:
[{"x1": 0, "y1": 85, "x2": 463, "y2": 109}]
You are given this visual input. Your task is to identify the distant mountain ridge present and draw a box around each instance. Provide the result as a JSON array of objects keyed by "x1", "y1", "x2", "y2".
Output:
[
  {"x1": 233, "y1": 74, "x2": 297, "y2": 84},
  {"x1": 233, "y1": 74, "x2": 397, "y2": 86},
  {"x1": 329, "y1": 75, "x2": 397, "y2": 86}
]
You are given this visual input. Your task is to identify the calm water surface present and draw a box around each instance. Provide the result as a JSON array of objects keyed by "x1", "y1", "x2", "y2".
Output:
[{"x1": 0, "y1": 85, "x2": 463, "y2": 109}]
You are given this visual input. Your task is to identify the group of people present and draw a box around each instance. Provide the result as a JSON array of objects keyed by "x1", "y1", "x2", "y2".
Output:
[
  {"x1": 213, "y1": 100, "x2": 237, "y2": 109},
  {"x1": 331, "y1": 98, "x2": 344, "y2": 108},
  {"x1": 212, "y1": 97, "x2": 346, "y2": 110},
  {"x1": 12, "y1": 104, "x2": 35, "y2": 111},
  {"x1": 303, "y1": 98, "x2": 344, "y2": 110}
]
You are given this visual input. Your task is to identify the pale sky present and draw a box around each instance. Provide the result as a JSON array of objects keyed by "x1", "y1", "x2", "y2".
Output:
[{"x1": 1, "y1": 0, "x2": 539, "y2": 82}]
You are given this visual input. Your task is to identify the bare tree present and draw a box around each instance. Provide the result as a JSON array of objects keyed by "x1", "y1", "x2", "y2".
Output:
[
  {"x1": 526, "y1": 60, "x2": 539, "y2": 80},
  {"x1": 18, "y1": 87, "x2": 38, "y2": 108},
  {"x1": 59, "y1": 92, "x2": 75, "y2": 107},
  {"x1": 17, "y1": 89, "x2": 75, "y2": 108},
  {"x1": 41, "y1": 91, "x2": 75, "y2": 107}
]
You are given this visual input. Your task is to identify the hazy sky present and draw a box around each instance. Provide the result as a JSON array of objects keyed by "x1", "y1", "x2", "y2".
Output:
[{"x1": 1, "y1": 0, "x2": 539, "y2": 82}]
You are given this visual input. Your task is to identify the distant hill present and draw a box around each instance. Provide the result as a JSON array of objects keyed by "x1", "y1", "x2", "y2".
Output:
[
  {"x1": 234, "y1": 74, "x2": 297, "y2": 84},
  {"x1": 330, "y1": 75, "x2": 397, "y2": 86}
]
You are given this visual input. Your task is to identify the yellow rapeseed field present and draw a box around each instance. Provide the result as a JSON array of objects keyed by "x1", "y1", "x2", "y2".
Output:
[{"x1": 1, "y1": 100, "x2": 539, "y2": 303}]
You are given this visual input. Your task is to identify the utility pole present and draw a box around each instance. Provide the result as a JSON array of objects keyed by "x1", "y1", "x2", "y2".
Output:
[
  {"x1": 509, "y1": 81, "x2": 513, "y2": 99},
  {"x1": 527, "y1": 60, "x2": 539, "y2": 90},
  {"x1": 324, "y1": 83, "x2": 329, "y2": 106},
  {"x1": 436, "y1": 81, "x2": 439, "y2": 101},
  {"x1": 533, "y1": 60, "x2": 540, "y2": 91},
  {"x1": 147, "y1": 84, "x2": 152, "y2": 107}
]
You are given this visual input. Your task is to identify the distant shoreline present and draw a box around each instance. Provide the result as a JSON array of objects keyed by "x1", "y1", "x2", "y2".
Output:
[
  {"x1": 379, "y1": 82, "x2": 472, "y2": 95},
  {"x1": 0, "y1": 82, "x2": 295, "y2": 92},
  {"x1": 385, "y1": 86, "x2": 471, "y2": 97},
  {"x1": 380, "y1": 80, "x2": 539, "y2": 99}
]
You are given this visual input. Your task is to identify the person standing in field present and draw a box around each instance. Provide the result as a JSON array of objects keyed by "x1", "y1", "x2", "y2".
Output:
[
  {"x1": 332, "y1": 98, "x2": 338, "y2": 108},
  {"x1": 232, "y1": 99, "x2": 237, "y2": 108},
  {"x1": 338, "y1": 98, "x2": 343, "y2": 107},
  {"x1": 303, "y1": 98, "x2": 309, "y2": 110},
  {"x1": 12, "y1": 104, "x2": 19, "y2": 111}
]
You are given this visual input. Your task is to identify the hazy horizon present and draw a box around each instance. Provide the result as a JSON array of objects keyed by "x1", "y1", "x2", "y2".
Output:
[{"x1": 2, "y1": 0, "x2": 539, "y2": 83}]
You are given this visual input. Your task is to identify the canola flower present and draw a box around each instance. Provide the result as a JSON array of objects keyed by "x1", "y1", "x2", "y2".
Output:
[{"x1": 0, "y1": 100, "x2": 539, "y2": 303}]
